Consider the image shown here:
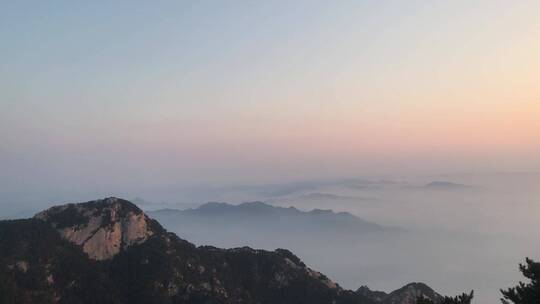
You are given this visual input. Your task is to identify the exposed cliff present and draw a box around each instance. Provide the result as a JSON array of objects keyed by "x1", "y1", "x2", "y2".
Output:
[{"x1": 34, "y1": 198, "x2": 159, "y2": 260}]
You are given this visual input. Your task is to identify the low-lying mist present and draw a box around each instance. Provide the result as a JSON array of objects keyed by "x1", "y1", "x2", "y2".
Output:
[
  {"x1": 1, "y1": 173, "x2": 538, "y2": 304},
  {"x1": 147, "y1": 173, "x2": 540, "y2": 304}
]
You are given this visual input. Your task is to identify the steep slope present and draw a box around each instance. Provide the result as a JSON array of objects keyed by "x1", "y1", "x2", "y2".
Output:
[
  {"x1": 0, "y1": 219, "x2": 121, "y2": 304},
  {"x1": 0, "y1": 197, "x2": 372, "y2": 304}
]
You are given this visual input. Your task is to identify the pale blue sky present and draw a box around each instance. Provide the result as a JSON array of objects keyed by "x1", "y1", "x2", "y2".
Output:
[{"x1": 1, "y1": 1, "x2": 539, "y2": 196}]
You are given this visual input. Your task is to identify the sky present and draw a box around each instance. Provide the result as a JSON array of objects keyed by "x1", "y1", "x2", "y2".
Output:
[{"x1": 1, "y1": 0, "x2": 540, "y2": 197}]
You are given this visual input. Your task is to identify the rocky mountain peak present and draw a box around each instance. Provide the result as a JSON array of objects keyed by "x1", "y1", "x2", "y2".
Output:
[
  {"x1": 385, "y1": 282, "x2": 442, "y2": 304},
  {"x1": 34, "y1": 197, "x2": 160, "y2": 261},
  {"x1": 357, "y1": 282, "x2": 442, "y2": 304}
]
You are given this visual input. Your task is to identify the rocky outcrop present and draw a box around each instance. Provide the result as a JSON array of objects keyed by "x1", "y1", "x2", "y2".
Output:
[{"x1": 34, "y1": 197, "x2": 158, "y2": 260}]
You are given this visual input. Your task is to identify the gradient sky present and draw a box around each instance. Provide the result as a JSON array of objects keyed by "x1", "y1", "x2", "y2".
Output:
[{"x1": 1, "y1": 1, "x2": 539, "y2": 195}]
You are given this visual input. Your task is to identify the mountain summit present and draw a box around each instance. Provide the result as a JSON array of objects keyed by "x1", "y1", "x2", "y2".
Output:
[{"x1": 34, "y1": 197, "x2": 161, "y2": 260}]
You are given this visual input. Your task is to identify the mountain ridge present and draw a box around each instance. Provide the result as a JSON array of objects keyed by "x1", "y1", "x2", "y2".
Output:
[
  {"x1": 0, "y1": 197, "x2": 441, "y2": 304},
  {"x1": 149, "y1": 201, "x2": 384, "y2": 233}
]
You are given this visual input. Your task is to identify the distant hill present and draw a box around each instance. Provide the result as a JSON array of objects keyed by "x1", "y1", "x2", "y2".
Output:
[
  {"x1": 358, "y1": 283, "x2": 442, "y2": 304},
  {"x1": 149, "y1": 201, "x2": 384, "y2": 236}
]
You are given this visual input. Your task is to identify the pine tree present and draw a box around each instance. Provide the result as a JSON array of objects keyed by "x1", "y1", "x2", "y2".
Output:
[{"x1": 501, "y1": 258, "x2": 540, "y2": 304}]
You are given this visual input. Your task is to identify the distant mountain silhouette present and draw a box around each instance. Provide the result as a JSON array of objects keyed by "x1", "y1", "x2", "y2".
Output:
[
  {"x1": 149, "y1": 201, "x2": 384, "y2": 235},
  {"x1": 358, "y1": 283, "x2": 442, "y2": 304}
]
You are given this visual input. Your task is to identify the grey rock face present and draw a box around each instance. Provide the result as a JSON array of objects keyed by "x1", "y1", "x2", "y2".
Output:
[{"x1": 34, "y1": 197, "x2": 156, "y2": 260}]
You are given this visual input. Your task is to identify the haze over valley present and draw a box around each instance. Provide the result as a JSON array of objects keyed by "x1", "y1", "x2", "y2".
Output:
[
  {"x1": 2, "y1": 173, "x2": 537, "y2": 303},
  {"x1": 2, "y1": 1, "x2": 539, "y2": 304}
]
